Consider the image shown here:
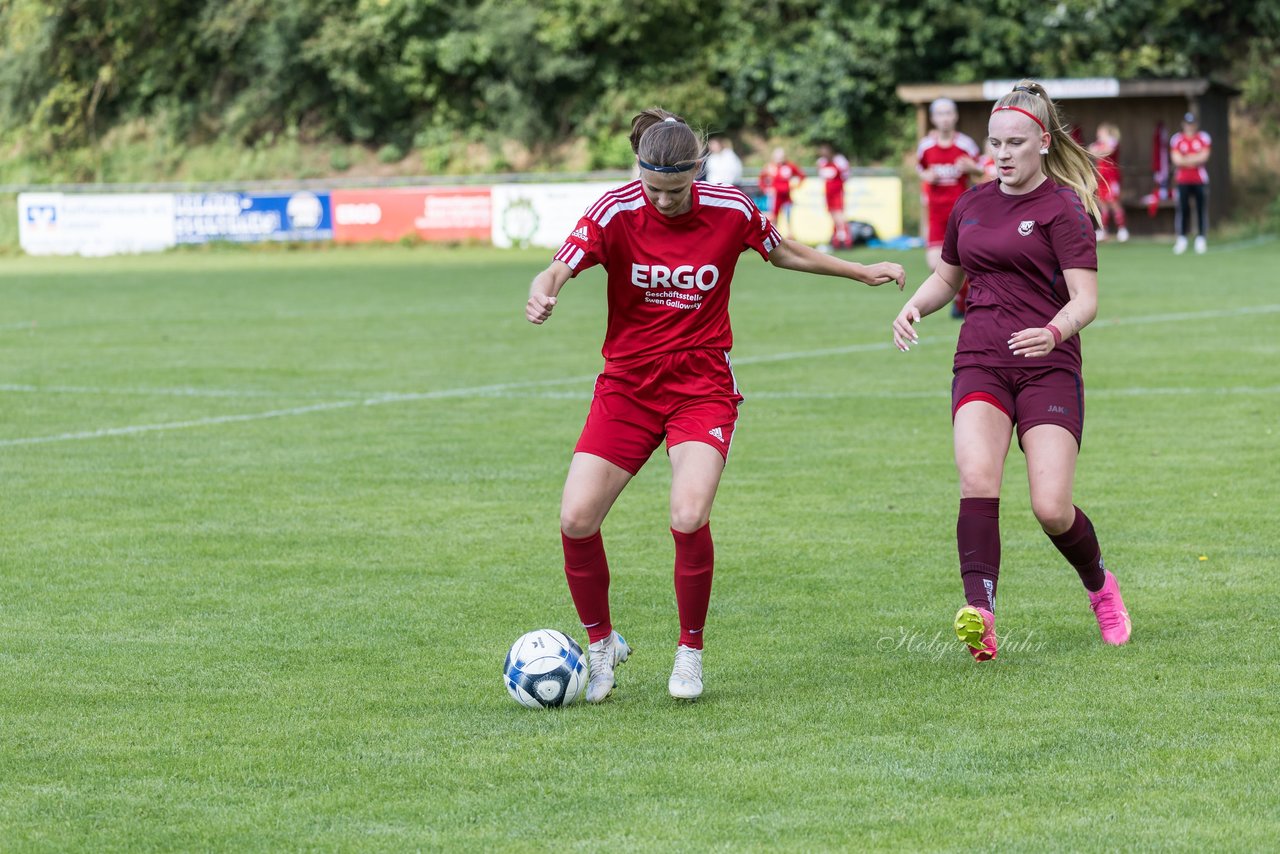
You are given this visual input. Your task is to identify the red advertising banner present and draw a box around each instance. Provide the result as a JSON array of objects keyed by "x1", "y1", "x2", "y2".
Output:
[{"x1": 331, "y1": 187, "x2": 492, "y2": 243}]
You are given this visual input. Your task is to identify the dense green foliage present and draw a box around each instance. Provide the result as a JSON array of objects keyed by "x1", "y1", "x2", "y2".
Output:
[
  {"x1": 0, "y1": 240, "x2": 1278, "y2": 848},
  {"x1": 2, "y1": 0, "x2": 1278, "y2": 167}
]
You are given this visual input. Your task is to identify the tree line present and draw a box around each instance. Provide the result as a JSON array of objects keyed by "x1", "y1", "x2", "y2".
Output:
[{"x1": 2, "y1": 0, "x2": 1277, "y2": 169}]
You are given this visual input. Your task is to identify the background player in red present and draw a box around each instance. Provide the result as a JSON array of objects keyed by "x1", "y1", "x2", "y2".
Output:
[
  {"x1": 918, "y1": 98, "x2": 982, "y2": 318},
  {"x1": 1089, "y1": 122, "x2": 1128, "y2": 242},
  {"x1": 1170, "y1": 112, "x2": 1211, "y2": 255},
  {"x1": 891, "y1": 80, "x2": 1131, "y2": 662},
  {"x1": 759, "y1": 147, "x2": 805, "y2": 240},
  {"x1": 817, "y1": 142, "x2": 851, "y2": 249},
  {"x1": 527, "y1": 108, "x2": 904, "y2": 701}
]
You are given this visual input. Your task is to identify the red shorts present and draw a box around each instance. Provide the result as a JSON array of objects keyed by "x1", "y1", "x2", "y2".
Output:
[
  {"x1": 1097, "y1": 175, "x2": 1121, "y2": 204},
  {"x1": 574, "y1": 348, "x2": 743, "y2": 475},
  {"x1": 771, "y1": 190, "x2": 792, "y2": 211},
  {"x1": 926, "y1": 201, "x2": 951, "y2": 247},
  {"x1": 952, "y1": 365, "x2": 1084, "y2": 447},
  {"x1": 826, "y1": 185, "x2": 845, "y2": 214}
]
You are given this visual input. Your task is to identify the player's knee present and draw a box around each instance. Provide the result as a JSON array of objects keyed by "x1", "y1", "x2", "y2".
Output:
[
  {"x1": 959, "y1": 469, "x2": 1001, "y2": 498},
  {"x1": 1031, "y1": 497, "x2": 1073, "y2": 534},
  {"x1": 560, "y1": 505, "x2": 602, "y2": 539},
  {"x1": 670, "y1": 503, "x2": 710, "y2": 534}
]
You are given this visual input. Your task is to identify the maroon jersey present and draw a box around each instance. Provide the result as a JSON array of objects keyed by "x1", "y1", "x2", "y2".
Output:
[
  {"x1": 553, "y1": 180, "x2": 782, "y2": 363},
  {"x1": 942, "y1": 179, "x2": 1097, "y2": 372}
]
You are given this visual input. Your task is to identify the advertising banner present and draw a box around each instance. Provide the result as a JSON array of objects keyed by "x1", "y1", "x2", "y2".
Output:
[
  {"x1": 490, "y1": 182, "x2": 620, "y2": 249},
  {"x1": 174, "y1": 192, "x2": 332, "y2": 244},
  {"x1": 331, "y1": 187, "x2": 491, "y2": 243},
  {"x1": 18, "y1": 193, "x2": 176, "y2": 256},
  {"x1": 788, "y1": 176, "x2": 903, "y2": 245}
]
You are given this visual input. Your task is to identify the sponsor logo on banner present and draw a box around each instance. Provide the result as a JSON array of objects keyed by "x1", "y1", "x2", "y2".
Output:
[
  {"x1": 331, "y1": 188, "x2": 491, "y2": 243},
  {"x1": 174, "y1": 192, "x2": 333, "y2": 243},
  {"x1": 18, "y1": 193, "x2": 176, "y2": 256},
  {"x1": 490, "y1": 183, "x2": 619, "y2": 249}
]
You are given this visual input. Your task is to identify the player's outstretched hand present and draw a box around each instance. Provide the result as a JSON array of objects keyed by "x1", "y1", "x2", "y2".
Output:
[
  {"x1": 892, "y1": 303, "x2": 922, "y2": 351},
  {"x1": 1008, "y1": 326, "x2": 1055, "y2": 358},
  {"x1": 527, "y1": 294, "x2": 557, "y2": 325},
  {"x1": 863, "y1": 262, "x2": 906, "y2": 290}
]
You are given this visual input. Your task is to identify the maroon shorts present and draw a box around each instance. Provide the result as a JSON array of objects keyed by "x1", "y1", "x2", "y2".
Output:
[
  {"x1": 574, "y1": 348, "x2": 743, "y2": 475},
  {"x1": 952, "y1": 365, "x2": 1084, "y2": 447}
]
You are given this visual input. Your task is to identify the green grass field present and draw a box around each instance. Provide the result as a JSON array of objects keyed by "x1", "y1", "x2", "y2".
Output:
[{"x1": 1, "y1": 238, "x2": 1278, "y2": 851}]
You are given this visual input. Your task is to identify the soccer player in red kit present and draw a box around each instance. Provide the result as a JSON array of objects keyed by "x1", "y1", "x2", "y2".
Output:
[
  {"x1": 759, "y1": 147, "x2": 805, "y2": 240},
  {"x1": 918, "y1": 98, "x2": 982, "y2": 273},
  {"x1": 892, "y1": 80, "x2": 1131, "y2": 661},
  {"x1": 1170, "y1": 112, "x2": 1211, "y2": 255},
  {"x1": 817, "y1": 142, "x2": 851, "y2": 248},
  {"x1": 527, "y1": 109, "x2": 904, "y2": 700},
  {"x1": 1089, "y1": 123, "x2": 1128, "y2": 242}
]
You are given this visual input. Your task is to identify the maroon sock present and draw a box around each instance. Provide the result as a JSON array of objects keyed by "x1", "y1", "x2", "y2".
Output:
[
  {"x1": 672, "y1": 524, "x2": 714, "y2": 650},
  {"x1": 958, "y1": 497, "x2": 1001, "y2": 612},
  {"x1": 561, "y1": 530, "x2": 612, "y2": 643},
  {"x1": 1047, "y1": 506, "x2": 1106, "y2": 592}
]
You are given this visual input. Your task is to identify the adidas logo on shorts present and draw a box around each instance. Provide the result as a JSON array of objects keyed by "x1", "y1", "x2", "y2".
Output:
[{"x1": 708, "y1": 427, "x2": 724, "y2": 442}]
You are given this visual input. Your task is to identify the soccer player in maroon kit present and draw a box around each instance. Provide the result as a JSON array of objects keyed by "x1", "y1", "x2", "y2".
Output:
[
  {"x1": 892, "y1": 81, "x2": 1131, "y2": 661},
  {"x1": 527, "y1": 109, "x2": 905, "y2": 700}
]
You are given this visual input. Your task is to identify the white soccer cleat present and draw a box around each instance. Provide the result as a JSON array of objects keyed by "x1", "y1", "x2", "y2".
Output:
[
  {"x1": 1117, "y1": 227, "x2": 1130, "y2": 242},
  {"x1": 668, "y1": 645, "x2": 704, "y2": 700},
  {"x1": 1195, "y1": 235, "x2": 1207, "y2": 254},
  {"x1": 584, "y1": 631, "x2": 631, "y2": 703},
  {"x1": 1095, "y1": 228, "x2": 1107, "y2": 241},
  {"x1": 1173, "y1": 236, "x2": 1188, "y2": 255}
]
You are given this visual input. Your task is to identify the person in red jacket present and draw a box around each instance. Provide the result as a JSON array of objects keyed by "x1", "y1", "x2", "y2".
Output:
[{"x1": 759, "y1": 147, "x2": 805, "y2": 240}]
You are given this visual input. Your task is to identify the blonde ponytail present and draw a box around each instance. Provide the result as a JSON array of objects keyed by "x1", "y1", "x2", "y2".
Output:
[{"x1": 993, "y1": 80, "x2": 1100, "y2": 222}]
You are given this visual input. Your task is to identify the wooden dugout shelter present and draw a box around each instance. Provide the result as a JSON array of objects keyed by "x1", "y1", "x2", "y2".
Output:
[{"x1": 896, "y1": 78, "x2": 1240, "y2": 235}]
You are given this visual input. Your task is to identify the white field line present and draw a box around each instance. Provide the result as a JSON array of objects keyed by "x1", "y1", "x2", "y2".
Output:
[{"x1": 1, "y1": 302, "x2": 1277, "y2": 448}]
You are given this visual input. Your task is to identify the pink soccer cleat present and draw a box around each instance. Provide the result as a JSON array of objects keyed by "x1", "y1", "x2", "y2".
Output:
[
  {"x1": 1088, "y1": 570, "x2": 1132, "y2": 645},
  {"x1": 954, "y1": 606, "x2": 997, "y2": 661}
]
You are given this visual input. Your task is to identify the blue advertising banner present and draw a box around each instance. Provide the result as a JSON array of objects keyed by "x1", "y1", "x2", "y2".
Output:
[{"x1": 175, "y1": 192, "x2": 333, "y2": 244}]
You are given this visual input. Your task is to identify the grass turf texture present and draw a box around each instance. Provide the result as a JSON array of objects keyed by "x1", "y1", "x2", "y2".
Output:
[{"x1": 1, "y1": 239, "x2": 1277, "y2": 851}]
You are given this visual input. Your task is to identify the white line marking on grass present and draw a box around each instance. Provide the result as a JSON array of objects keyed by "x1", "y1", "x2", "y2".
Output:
[
  {"x1": 0, "y1": 383, "x2": 372, "y2": 400},
  {"x1": 446, "y1": 384, "x2": 1280, "y2": 402},
  {"x1": 0, "y1": 401, "x2": 360, "y2": 447},
  {"x1": 0, "y1": 321, "x2": 37, "y2": 331},
  {"x1": 1096, "y1": 304, "x2": 1280, "y2": 327},
  {"x1": 5, "y1": 301, "x2": 1279, "y2": 448},
  {"x1": 1208, "y1": 235, "x2": 1277, "y2": 253},
  {"x1": 0, "y1": 375, "x2": 600, "y2": 448}
]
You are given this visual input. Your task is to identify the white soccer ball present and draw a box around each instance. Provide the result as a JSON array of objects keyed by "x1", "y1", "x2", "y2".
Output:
[{"x1": 503, "y1": 629, "x2": 586, "y2": 709}]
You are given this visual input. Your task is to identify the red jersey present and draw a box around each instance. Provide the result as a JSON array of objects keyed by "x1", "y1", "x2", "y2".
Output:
[
  {"x1": 759, "y1": 161, "x2": 805, "y2": 195},
  {"x1": 1170, "y1": 131, "x2": 1211, "y2": 185},
  {"x1": 553, "y1": 180, "x2": 783, "y2": 363},
  {"x1": 817, "y1": 154, "x2": 850, "y2": 194},
  {"x1": 942, "y1": 179, "x2": 1097, "y2": 373},
  {"x1": 918, "y1": 132, "x2": 981, "y2": 208},
  {"x1": 1089, "y1": 140, "x2": 1121, "y2": 189}
]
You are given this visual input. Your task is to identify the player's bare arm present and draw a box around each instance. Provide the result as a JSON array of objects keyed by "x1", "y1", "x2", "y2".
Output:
[
  {"x1": 768, "y1": 239, "x2": 905, "y2": 288},
  {"x1": 1008, "y1": 268, "x2": 1098, "y2": 358},
  {"x1": 526, "y1": 260, "x2": 573, "y2": 325},
  {"x1": 892, "y1": 258, "x2": 964, "y2": 351}
]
